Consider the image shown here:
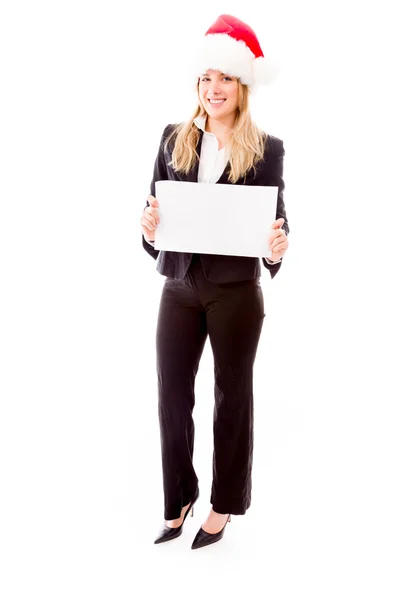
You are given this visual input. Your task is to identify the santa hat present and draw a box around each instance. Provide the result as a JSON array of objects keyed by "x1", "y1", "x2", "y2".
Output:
[{"x1": 191, "y1": 14, "x2": 280, "y2": 87}]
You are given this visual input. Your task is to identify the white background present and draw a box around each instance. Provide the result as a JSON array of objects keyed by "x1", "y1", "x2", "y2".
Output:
[{"x1": 1, "y1": 1, "x2": 399, "y2": 598}]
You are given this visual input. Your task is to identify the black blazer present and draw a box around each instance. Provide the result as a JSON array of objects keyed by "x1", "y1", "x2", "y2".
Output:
[{"x1": 142, "y1": 123, "x2": 289, "y2": 283}]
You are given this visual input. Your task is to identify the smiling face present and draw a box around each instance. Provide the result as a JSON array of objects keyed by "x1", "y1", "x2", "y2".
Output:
[{"x1": 198, "y1": 69, "x2": 239, "y2": 120}]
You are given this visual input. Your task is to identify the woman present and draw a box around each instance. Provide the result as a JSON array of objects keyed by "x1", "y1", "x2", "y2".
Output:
[{"x1": 139, "y1": 14, "x2": 289, "y2": 550}]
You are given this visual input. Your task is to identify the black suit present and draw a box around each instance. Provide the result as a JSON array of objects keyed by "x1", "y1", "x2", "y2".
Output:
[
  {"x1": 142, "y1": 124, "x2": 289, "y2": 283},
  {"x1": 143, "y1": 124, "x2": 289, "y2": 520}
]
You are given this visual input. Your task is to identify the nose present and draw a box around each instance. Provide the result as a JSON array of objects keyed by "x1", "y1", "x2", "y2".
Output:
[{"x1": 209, "y1": 81, "x2": 222, "y2": 94}]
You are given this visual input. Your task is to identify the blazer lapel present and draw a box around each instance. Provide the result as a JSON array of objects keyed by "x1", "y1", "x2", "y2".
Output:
[{"x1": 215, "y1": 163, "x2": 231, "y2": 185}]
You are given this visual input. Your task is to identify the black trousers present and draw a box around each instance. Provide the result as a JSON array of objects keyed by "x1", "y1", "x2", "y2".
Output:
[{"x1": 156, "y1": 253, "x2": 266, "y2": 520}]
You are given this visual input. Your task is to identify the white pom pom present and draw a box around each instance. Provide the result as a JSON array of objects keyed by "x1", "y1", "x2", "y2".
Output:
[{"x1": 253, "y1": 55, "x2": 281, "y2": 86}]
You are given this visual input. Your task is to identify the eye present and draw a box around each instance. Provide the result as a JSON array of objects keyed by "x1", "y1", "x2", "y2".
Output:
[{"x1": 200, "y1": 76, "x2": 232, "y2": 82}]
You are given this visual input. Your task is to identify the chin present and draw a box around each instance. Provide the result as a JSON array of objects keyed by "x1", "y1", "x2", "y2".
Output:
[{"x1": 205, "y1": 103, "x2": 230, "y2": 114}]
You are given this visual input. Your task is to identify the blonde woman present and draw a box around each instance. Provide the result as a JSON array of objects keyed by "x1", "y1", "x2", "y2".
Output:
[{"x1": 140, "y1": 14, "x2": 289, "y2": 550}]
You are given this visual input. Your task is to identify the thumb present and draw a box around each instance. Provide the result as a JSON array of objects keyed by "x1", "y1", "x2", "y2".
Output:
[
  {"x1": 272, "y1": 218, "x2": 285, "y2": 229},
  {"x1": 148, "y1": 195, "x2": 159, "y2": 207}
]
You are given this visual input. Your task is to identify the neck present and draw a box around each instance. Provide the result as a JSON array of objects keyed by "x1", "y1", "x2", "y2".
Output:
[{"x1": 205, "y1": 114, "x2": 235, "y2": 138}]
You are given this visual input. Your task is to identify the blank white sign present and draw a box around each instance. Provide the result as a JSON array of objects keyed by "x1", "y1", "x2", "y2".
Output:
[{"x1": 154, "y1": 180, "x2": 278, "y2": 258}]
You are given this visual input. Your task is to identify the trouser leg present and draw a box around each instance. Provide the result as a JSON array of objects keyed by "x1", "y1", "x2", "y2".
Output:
[
  {"x1": 155, "y1": 268, "x2": 208, "y2": 520},
  {"x1": 206, "y1": 279, "x2": 265, "y2": 515}
]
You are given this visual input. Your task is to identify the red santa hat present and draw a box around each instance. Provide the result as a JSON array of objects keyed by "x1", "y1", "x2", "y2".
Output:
[{"x1": 192, "y1": 14, "x2": 280, "y2": 87}]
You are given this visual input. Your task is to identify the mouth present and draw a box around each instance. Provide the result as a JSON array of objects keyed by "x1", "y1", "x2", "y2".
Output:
[{"x1": 208, "y1": 99, "x2": 226, "y2": 106}]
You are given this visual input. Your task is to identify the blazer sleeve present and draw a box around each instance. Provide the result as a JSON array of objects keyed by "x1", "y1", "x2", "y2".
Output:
[
  {"x1": 261, "y1": 137, "x2": 289, "y2": 279},
  {"x1": 142, "y1": 124, "x2": 172, "y2": 261}
]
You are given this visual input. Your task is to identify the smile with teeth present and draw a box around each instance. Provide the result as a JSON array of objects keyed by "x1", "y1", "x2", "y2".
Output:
[{"x1": 208, "y1": 99, "x2": 226, "y2": 105}]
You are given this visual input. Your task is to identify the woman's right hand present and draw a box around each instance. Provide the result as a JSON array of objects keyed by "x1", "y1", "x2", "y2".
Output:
[{"x1": 140, "y1": 195, "x2": 160, "y2": 242}]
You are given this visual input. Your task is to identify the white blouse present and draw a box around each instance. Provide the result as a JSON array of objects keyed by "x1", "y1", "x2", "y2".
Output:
[{"x1": 194, "y1": 115, "x2": 231, "y2": 184}]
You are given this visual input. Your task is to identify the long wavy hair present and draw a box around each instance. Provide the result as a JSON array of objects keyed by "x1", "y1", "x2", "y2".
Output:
[{"x1": 163, "y1": 78, "x2": 269, "y2": 183}]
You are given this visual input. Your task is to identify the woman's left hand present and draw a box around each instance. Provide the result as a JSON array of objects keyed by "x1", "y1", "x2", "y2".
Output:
[{"x1": 268, "y1": 218, "x2": 289, "y2": 261}]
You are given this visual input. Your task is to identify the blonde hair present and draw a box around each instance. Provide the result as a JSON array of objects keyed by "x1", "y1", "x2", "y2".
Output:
[{"x1": 164, "y1": 79, "x2": 269, "y2": 184}]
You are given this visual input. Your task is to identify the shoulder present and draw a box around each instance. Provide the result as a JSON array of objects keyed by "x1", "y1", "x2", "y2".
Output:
[
  {"x1": 159, "y1": 123, "x2": 175, "y2": 143},
  {"x1": 162, "y1": 123, "x2": 178, "y2": 136},
  {"x1": 159, "y1": 123, "x2": 183, "y2": 151},
  {"x1": 161, "y1": 122, "x2": 185, "y2": 139},
  {"x1": 265, "y1": 133, "x2": 285, "y2": 158}
]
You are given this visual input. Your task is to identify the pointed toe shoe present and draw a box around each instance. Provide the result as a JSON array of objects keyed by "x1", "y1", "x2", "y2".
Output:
[
  {"x1": 154, "y1": 489, "x2": 199, "y2": 545},
  {"x1": 191, "y1": 514, "x2": 231, "y2": 550}
]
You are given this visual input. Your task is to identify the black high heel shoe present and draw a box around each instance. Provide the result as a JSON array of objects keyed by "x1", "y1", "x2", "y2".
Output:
[
  {"x1": 154, "y1": 489, "x2": 200, "y2": 544},
  {"x1": 191, "y1": 513, "x2": 231, "y2": 550}
]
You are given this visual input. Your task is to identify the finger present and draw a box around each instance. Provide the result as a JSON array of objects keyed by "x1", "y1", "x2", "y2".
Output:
[
  {"x1": 271, "y1": 240, "x2": 286, "y2": 253},
  {"x1": 148, "y1": 195, "x2": 159, "y2": 208},
  {"x1": 144, "y1": 211, "x2": 159, "y2": 227},
  {"x1": 142, "y1": 215, "x2": 156, "y2": 230},
  {"x1": 268, "y1": 229, "x2": 285, "y2": 244},
  {"x1": 268, "y1": 232, "x2": 278, "y2": 243},
  {"x1": 271, "y1": 237, "x2": 286, "y2": 250},
  {"x1": 145, "y1": 206, "x2": 160, "y2": 225},
  {"x1": 142, "y1": 227, "x2": 154, "y2": 238}
]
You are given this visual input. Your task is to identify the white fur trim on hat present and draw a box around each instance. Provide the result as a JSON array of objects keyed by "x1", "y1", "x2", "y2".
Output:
[
  {"x1": 193, "y1": 33, "x2": 256, "y2": 86},
  {"x1": 192, "y1": 33, "x2": 280, "y2": 87},
  {"x1": 252, "y1": 55, "x2": 280, "y2": 86}
]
